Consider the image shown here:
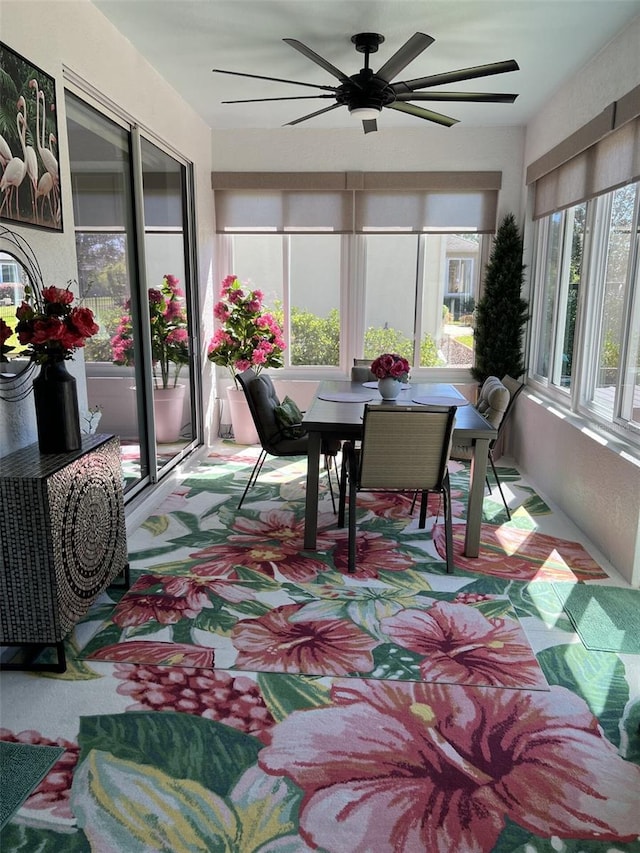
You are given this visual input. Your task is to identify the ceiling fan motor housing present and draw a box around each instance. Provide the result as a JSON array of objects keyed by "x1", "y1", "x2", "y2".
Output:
[{"x1": 338, "y1": 69, "x2": 396, "y2": 113}]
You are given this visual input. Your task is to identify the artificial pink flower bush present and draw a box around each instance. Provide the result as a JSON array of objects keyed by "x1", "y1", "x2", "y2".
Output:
[
  {"x1": 207, "y1": 275, "x2": 285, "y2": 386},
  {"x1": 111, "y1": 274, "x2": 189, "y2": 389},
  {"x1": 370, "y1": 352, "x2": 411, "y2": 381}
]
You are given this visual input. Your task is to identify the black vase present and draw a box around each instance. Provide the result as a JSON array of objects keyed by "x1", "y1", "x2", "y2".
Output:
[{"x1": 33, "y1": 360, "x2": 82, "y2": 454}]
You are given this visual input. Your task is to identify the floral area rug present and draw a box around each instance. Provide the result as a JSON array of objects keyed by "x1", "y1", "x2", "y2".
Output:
[
  {"x1": 76, "y1": 573, "x2": 548, "y2": 691},
  {"x1": 1, "y1": 443, "x2": 639, "y2": 853}
]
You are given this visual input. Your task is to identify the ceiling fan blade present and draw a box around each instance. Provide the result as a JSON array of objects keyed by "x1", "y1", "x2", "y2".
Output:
[
  {"x1": 283, "y1": 38, "x2": 356, "y2": 86},
  {"x1": 376, "y1": 32, "x2": 435, "y2": 82},
  {"x1": 222, "y1": 95, "x2": 335, "y2": 104},
  {"x1": 362, "y1": 118, "x2": 378, "y2": 134},
  {"x1": 284, "y1": 102, "x2": 343, "y2": 127},
  {"x1": 387, "y1": 101, "x2": 459, "y2": 127},
  {"x1": 212, "y1": 67, "x2": 337, "y2": 92},
  {"x1": 394, "y1": 59, "x2": 520, "y2": 93},
  {"x1": 394, "y1": 91, "x2": 518, "y2": 103}
]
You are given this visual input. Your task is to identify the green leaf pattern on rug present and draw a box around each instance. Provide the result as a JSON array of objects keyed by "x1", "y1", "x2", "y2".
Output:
[
  {"x1": 620, "y1": 700, "x2": 640, "y2": 763},
  {"x1": 536, "y1": 644, "x2": 630, "y2": 748},
  {"x1": 257, "y1": 673, "x2": 332, "y2": 721},
  {"x1": 77, "y1": 712, "x2": 262, "y2": 797}
]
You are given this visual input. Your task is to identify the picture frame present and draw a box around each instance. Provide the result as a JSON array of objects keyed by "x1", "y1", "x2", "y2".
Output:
[{"x1": 0, "y1": 42, "x2": 62, "y2": 231}]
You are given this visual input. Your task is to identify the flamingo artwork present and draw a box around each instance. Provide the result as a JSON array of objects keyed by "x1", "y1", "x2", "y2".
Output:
[
  {"x1": 36, "y1": 168, "x2": 55, "y2": 223},
  {"x1": 17, "y1": 95, "x2": 39, "y2": 222},
  {"x1": 0, "y1": 135, "x2": 12, "y2": 170},
  {"x1": 0, "y1": 111, "x2": 27, "y2": 221},
  {"x1": 0, "y1": 44, "x2": 62, "y2": 229},
  {"x1": 29, "y1": 77, "x2": 60, "y2": 227}
]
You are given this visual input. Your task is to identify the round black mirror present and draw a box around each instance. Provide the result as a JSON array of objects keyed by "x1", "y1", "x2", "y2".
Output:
[{"x1": 0, "y1": 226, "x2": 41, "y2": 399}]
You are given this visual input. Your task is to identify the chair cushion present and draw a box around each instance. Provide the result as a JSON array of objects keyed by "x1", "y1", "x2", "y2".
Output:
[
  {"x1": 477, "y1": 376, "x2": 509, "y2": 429},
  {"x1": 274, "y1": 396, "x2": 306, "y2": 439},
  {"x1": 450, "y1": 376, "x2": 509, "y2": 460}
]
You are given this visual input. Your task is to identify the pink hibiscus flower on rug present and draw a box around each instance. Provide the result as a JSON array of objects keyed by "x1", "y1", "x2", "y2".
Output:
[
  {"x1": 190, "y1": 542, "x2": 328, "y2": 582},
  {"x1": 357, "y1": 489, "x2": 465, "y2": 521},
  {"x1": 380, "y1": 601, "x2": 546, "y2": 688},
  {"x1": 331, "y1": 531, "x2": 414, "y2": 577},
  {"x1": 259, "y1": 680, "x2": 640, "y2": 852},
  {"x1": 112, "y1": 589, "x2": 209, "y2": 628},
  {"x1": 231, "y1": 603, "x2": 379, "y2": 675},
  {"x1": 228, "y1": 508, "x2": 336, "y2": 552},
  {"x1": 159, "y1": 573, "x2": 256, "y2": 604},
  {"x1": 433, "y1": 524, "x2": 609, "y2": 581}
]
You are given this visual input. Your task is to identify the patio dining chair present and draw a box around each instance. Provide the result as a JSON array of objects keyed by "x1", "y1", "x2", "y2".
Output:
[
  {"x1": 450, "y1": 374, "x2": 524, "y2": 519},
  {"x1": 236, "y1": 368, "x2": 341, "y2": 511},
  {"x1": 350, "y1": 358, "x2": 377, "y2": 383},
  {"x1": 338, "y1": 404, "x2": 457, "y2": 574}
]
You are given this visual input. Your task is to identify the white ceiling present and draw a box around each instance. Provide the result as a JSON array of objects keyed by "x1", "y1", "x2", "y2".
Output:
[{"x1": 91, "y1": 0, "x2": 640, "y2": 132}]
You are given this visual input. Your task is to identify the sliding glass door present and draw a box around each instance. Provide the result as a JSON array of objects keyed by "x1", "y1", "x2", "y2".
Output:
[
  {"x1": 139, "y1": 136, "x2": 196, "y2": 472},
  {"x1": 66, "y1": 92, "x2": 199, "y2": 494}
]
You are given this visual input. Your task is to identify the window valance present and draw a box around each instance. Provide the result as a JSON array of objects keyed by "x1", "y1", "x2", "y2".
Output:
[
  {"x1": 528, "y1": 84, "x2": 640, "y2": 219},
  {"x1": 211, "y1": 171, "x2": 501, "y2": 234}
]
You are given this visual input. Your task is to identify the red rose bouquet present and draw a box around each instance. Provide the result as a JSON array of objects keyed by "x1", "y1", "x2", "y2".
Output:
[
  {"x1": 15, "y1": 284, "x2": 99, "y2": 365},
  {"x1": 370, "y1": 352, "x2": 411, "y2": 381}
]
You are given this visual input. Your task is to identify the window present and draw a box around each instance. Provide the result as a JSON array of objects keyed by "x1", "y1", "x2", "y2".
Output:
[
  {"x1": 225, "y1": 231, "x2": 482, "y2": 371},
  {"x1": 230, "y1": 234, "x2": 342, "y2": 367},
  {"x1": 0, "y1": 259, "x2": 24, "y2": 305},
  {"x1": 214, "y1": 173, "x2": 495, "y2": 375},
  {"x1": 532, "y1": 205, "x2": 586, "y2": 388},
  {"x1": 586, "y1": 183, "x2": 639, "y2": 423},
  {"x1": 529, "y1": 182, "x2": 640, "y2": 444}
]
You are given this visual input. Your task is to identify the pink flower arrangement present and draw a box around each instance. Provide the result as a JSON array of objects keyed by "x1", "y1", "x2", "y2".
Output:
[
  {"x1": 207, "y1": 275, "x2": 285, "y2": 386},
  {"x1": 370, "y1": 352, "x2": 411, "y2": 381},
  {"x1": 14, "y1": 284, "x2": 99, "y2": 365},
  {"x1": 111, "y1": 274, "x2": 189, "y2": 389}
]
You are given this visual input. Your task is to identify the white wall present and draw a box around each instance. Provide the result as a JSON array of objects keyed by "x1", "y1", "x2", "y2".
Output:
[
  {"x1": 0, "y1": 0, "x2": 215, "y2": 455},
  {"x1": 525, "y1": 13, "x2": 640, "y2": 164},
  {"x1": 510, "y1": 394, "x2": 640, "y2": 585}
]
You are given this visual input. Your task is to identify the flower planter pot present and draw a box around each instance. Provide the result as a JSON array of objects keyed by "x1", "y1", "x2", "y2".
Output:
[
  {"x1": 378, "y1": 377, "x2": 402, "y2": 400},
  {"x1": 153, "y1": 384, "x2": 186, "y2": 443},
  {"x1": 226, "y1": 386, "x2": 259, "y2": 445}
]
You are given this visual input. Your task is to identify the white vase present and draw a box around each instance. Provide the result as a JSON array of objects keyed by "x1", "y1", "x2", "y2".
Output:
[
  {"x1": 154, "y1": 384, "x2": 186, "y2": 443},
  {"x1": 226, "y1": 386, "x2": 259, "y2": 445},
  {"x1": 378, "y1": 377, "x2": 402, "y2": 400}
]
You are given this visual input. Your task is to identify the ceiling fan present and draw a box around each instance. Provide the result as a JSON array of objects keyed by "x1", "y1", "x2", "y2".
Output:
[{"x1": 212, "y1": 32, "x2": 519, "y2": 134}]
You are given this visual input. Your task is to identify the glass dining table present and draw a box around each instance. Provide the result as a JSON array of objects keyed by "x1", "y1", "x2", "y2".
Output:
[{"x1": 301, "y1": 380, "x2": 497, "y2": 557}]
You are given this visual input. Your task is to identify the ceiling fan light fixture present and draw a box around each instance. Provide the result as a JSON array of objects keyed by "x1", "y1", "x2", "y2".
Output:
[{"x1": 349, "y1": 105, "x2": 381, "y2": 121}]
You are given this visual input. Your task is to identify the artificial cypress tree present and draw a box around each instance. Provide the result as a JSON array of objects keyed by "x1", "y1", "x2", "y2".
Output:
[{"x1": 471, "y1": 213, "x2": 528, "y2": 384}]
